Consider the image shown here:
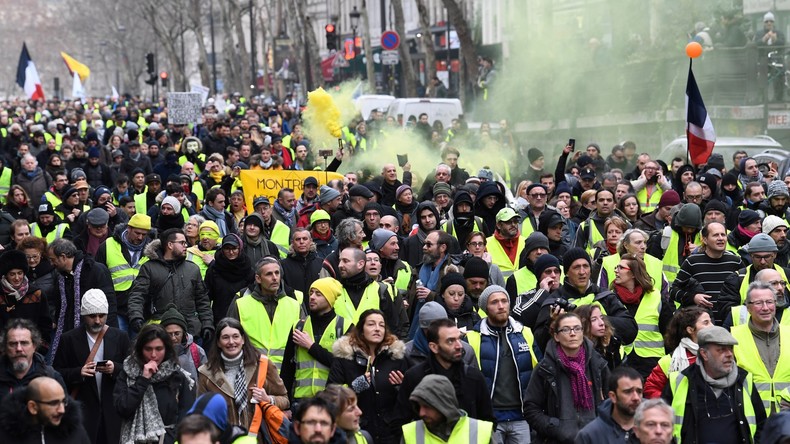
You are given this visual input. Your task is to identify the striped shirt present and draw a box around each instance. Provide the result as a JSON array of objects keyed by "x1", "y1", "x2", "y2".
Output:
[{"x1": 669, "y1": 251, "x2": 744, "y2": 324}]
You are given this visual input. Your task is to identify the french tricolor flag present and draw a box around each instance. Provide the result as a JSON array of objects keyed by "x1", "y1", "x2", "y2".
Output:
[
  {"x1": 16, "y1": 43, "x2": 45, "y2": 101},
  {"x1": 685, "y1": 65, "x2": 715, "y2": 165}
]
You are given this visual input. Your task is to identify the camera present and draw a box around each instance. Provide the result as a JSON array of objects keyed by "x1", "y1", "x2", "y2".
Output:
[{"x1": 553, "y1": 298, "x2": 577, "y2": 312}]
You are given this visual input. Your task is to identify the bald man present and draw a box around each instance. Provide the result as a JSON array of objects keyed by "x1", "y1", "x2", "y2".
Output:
[{"x1": 0, "y1": 376, "x2": 89, "y2": 442}]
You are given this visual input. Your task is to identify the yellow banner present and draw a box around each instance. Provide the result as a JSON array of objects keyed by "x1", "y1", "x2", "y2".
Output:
[
  {"x1": 239, "y1": 170, "x2": 344, "y2": 210},
  {"x1": 60, "y1": 52, "x2": 90, "y2": 82}
]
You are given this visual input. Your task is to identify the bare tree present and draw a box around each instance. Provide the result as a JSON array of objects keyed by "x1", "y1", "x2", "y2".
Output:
[
  {"x1": 187, "y1": 0, "x2": 213, "y2": 88},
  {"x1": 360, "y1": 0, "x2": 376, "y2": 93},
  {"x1": 441, "y1": 0, "x2": 477, "y2": 104},
  {"x1": 415, "y1": 0, "x2": 437, "y2": 86},
  {"x1": 391, "y1": 0, "x2": 417, "y2": 96}
]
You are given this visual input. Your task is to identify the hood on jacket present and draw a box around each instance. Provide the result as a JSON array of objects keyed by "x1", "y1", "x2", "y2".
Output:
[
  {"x1": 451, "y1": 191, "x2": 475, "y2": 222},
  {"x1": 473, "y1": 182, "x2": 505, "y2": 214},
  {"x1": 409, "y1": 374, "x2": 462, "y2": 425},
  {"x1": 415, "y1": 201, "x2": 441, "y2": 231},
  {"x1": 0, "y1": 384, "x2": 84, "y2": 439},
  {"x1": 332, "y1": 334, "x2": 406, "y2": 361},
  {"x1": 476, "y1": 315, "x2": 524, "y2": 336}
]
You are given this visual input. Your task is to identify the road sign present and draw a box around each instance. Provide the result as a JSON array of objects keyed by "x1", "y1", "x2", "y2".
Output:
[
  {"x1": 381, "y1": 50, "x2": 399, "y2": 65},
  {"x1": 381, "y1": 30, "x2": 400, "y2": 50}
]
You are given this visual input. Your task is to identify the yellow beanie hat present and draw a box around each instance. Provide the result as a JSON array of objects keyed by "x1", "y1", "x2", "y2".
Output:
[{"x1": 309, "y1": 277, "x2": 343, "y2": 307}]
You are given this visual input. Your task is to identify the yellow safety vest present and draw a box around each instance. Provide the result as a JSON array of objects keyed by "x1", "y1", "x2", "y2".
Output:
[
  {"x1": 737, "y1": 265, "x2": 790, "y2": 304},
  {"x1": 486, "y1": 234, "x2": 525, "y2": 279},
  {"x1": 581, "y1": 219, "x2": 606, "y2": 255},
  {"x1": 600, "y1": 253, "x2": 664, "y2": 289},
  {"x1": 293, "y1": 315, "x2": 349, "y2": 399},
  {"x1": 334, "y1": 282, "x2": 382, "y2": 326},
  {"x1": 662, "y1": 231, "x2": 701, "y2": 283},
  {"x1": 186, "y1": 247, "x2": 216, "y2": 279},
  {"x1": 0, "y1": 168, "x2": 11, "y2": 204},
  {"x1": 466, "y1": 326, "x2": 538, "y2": 369},
  {"x1": 269, "y1": 220, "x2": 291, "y2": 259},
  {"x1": 44, "y1": 132, "x2": 63, "y2": 150},
  {"x1": 669, "y1": 370, "x2": 757, "y2": 444},
  {"x1": 178, "y1": 154, "x2": 207, "y2": 175},
  {"x1": 394, "y1": 262, "x2": 412, "y2": 293},
  {"x1": 31, "y1": 222, "x2": 68, "y2": 243},
  {"x1": 236, "y1": 291, "x2": 301, "y2": 370},
  {"x1": 512, "y1": 267, "x2": 537, "y2": 296},
  {"x1": 623, "y1": 286, "x2": 664, "y2": 358},
  {"x1": 104, "y1": 238, "x2": 149, "y2": 291},
  {"x1": 732, "y1": 324, "x2": 790, "y2": 415},
  {"x1": 134, "y1": 190, "x2": 149, "y2": 215},
  {"x1": 731, "y1": 305, "x2": 790, "y2": 328},
  {"x1": 520, "y1": 214, "x2": 538, "y2": 238},
  {"x1": 402, "y1": 416, "x2": 493, "y2": 444},
  {"x1": 636, "y1": 185, "x2": 663, "y2": 213},
  {"x1": 44, "y1": 190, "x2": 63, "y2": 209}
]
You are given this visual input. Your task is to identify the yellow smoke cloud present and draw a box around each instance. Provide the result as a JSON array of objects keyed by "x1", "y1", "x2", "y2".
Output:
[{"x1": 303, "y1": 87, "x2": 343, "y2": 147}]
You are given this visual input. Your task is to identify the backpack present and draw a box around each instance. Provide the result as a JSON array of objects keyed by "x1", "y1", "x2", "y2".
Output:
[
  {"x1": 189, "y1": 342, "x2": 201, "y2": 369},
  {"x1": 248, "y1": 355, "x2": 290, "y2": 444}
]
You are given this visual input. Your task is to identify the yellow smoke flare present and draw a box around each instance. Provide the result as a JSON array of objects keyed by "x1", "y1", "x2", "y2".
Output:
[{"x1": 305, "y1": 87, "x2": 342, "y2": 140}]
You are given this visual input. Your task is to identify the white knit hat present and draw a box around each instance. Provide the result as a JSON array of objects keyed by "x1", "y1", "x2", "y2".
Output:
[
  {"x1": 763, "y1": 215, "x2": 789, "y2": 236},
  {"x1": 81, "y1": 289, "x2": 109, "y2": 316}
]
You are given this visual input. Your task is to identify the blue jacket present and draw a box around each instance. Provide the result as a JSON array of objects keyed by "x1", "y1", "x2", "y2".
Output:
[{"x1": 472, "y1": 316, "x2": 540, "y2": 421}]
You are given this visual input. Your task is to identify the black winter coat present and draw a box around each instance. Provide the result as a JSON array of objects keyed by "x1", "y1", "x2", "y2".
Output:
[
  {"x1": 281, "y1": 250, "x2": 323, "y2": 305},
  {"x1": 0, "y1": 353, "x2": 65, "y2": 398},
  {"x1": 328, "y1": 336, "x2": 409, "y2": 444},
  {"x1": 523, "y1": 339, "x2": 610, "y2": 444},
  {"x1": 52, "y1": 325, "x2": 131, "y2": 444},
  {"x1": 204, "y1": 250, "x2": 255, "y2": 325},
  {"x1": 0, "y1": 387, "x2": 90, "y2": 444},
  {"x1": 114, "y1": 359, "x2": 195, "y2": 444},
  {"x1": 0, "y1": 284, "x2": 51, "y2": 352}
]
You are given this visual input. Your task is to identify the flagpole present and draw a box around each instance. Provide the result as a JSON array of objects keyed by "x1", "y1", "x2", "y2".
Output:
[{"x1": 686, "y1": 58, "x2": 692, "y2": 168}]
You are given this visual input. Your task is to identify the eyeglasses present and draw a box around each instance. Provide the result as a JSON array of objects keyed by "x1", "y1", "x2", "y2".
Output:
[
  {"x1": 467, "y1": 241, "x2": 485, "y2": 248},
  {"x1": 299, "y1": 419, "x2": 332, "y2": 428},
  {"x1": 685, "y1": 194, "x2": 703, "y2": 201},
  {"x1": 747, "y1": 299, "x2": 776, "y2": 307},
  {"x1": 529, "y1": 193, "x2": 546, "y2": 198},
  {"x1": 557, "y1": 326, "x2": 583, "y2": 335},
  {"x1": 171, "y1": 240, "x2": 188, "y2": 246},
  {"x1": 751, "y1": 254, "x2": 775, "y2": 262},
  {"x1": 25, "y1": 254, "x2": 40, "y2": 261},
  {"x1": 615, "y1": 265, "x2": 631, "y2": 271},
  {"x1": 769, "y1": 280, "x2": 788, "y2": 287},
  {"x1": 34, "y1": 398, "x2": 69, "y2": 407},
  {"x1": 167, "y1": 331, "x2": 183, "y2": 338}
]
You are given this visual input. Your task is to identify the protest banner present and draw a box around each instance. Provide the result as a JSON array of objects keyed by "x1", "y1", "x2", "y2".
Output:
[
  {"x1": 167, "y1": 92, "x2": 203, "y2": 125},
  {"x1": 239, "y1": 170, "x2": 344, "y2": 211}
]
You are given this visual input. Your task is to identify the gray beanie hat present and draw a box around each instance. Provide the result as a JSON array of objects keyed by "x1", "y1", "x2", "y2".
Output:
[
  {"x1": 523, "y1": 232, "x2": 550, "y2": 255},
  {"x1": 319, "y1": 185, "x2": 341, "y2": 205},
  {"x1": 162, "y1": 196, "x2": 182, "y2": 214},
  {"x1": 418, "y1": 301, "x2": 447, "y2": 329},
  {"x1": 479, "y1": 285, "x2": 508, "y2": 311},
  {"x1": 745, "y1": 233, "x2": 778, "y2": 254},
  {"x1": 369, "y1": 228, "x2": 397, "y2": 252},
  {"x1": 768, "y1": 180, "x2": 790, "y2": 199}
]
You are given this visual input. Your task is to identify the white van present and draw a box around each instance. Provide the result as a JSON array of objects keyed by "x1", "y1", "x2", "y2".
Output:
[
  {"x1": 386, "y1": 98, "x2": 463, "y2": 129},
  {"x1": 354, "y1": 95, "x2": 396, "y2": 120},
  {"x1": 656, "y1": 135, "x2": 783, "y2": 163}
]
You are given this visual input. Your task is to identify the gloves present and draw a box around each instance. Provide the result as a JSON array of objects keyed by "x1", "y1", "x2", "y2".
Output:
[
  {"x1": 130, "y1": 319, "x2": 144, "y2": 333},
  {"x1": 351, "y1": 374, "x2": 371, "y2": 394},
  {"x1": 201, "y1": 328, "x2": 214, "y2": 345}
]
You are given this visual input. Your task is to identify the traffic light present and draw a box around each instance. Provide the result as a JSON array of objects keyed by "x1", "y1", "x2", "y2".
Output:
[
  {"x1": 146, "y1": 53, "x2": 155, "y2": 75},
  {"x1": 325, "y1": 24, "x2": 337, "y2": 51},
  {"x1": 160, "y1": 71, "x2": 169, "y2": 88},
  {"x1": 144, "y1": 74, "x2": 157, "y2": 86}
]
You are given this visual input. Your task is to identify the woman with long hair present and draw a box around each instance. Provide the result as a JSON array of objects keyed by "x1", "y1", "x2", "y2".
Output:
[
  {"x1": 114, "y1": 324, "x2": 195, "y2": 444},
  {"x1": 574, "y1": 304, "x2": 620, "y2": 370},
  {"x1": 3, "y1": 184, "x2": 35, "y2": 222},
  {"x1": 0, "y1": 249, "x2": 51, "y2": 351},
  {"x1": 643, "y1": 307, "x2": 712, "y2": 398},
  {"x1": 524, "y1": 312, "x2": 610, "y2": 443},
  {"x1": 197, "y1": 318, "x2": 289, "y2": 429},
  {"x1": 618, "y1": 194, "x2": 642, "y2": 224},
  {"x1": 610, "y1": 253, "x2": 673, "y2": 377},
  {"x1": 317, "y1": 384, "x2": 373, "y2": 443},
  {"x1": 329, "y1": 309, "x2": 408, "y2": 444}
]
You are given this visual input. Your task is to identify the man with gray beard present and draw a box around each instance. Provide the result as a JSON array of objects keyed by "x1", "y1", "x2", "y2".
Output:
[
  {"x1": 53, "y1": 289, "x2": 130, "y2": 444},
  {"x1": 0, "y1": 319, "x2": 65, "y2": 397}
]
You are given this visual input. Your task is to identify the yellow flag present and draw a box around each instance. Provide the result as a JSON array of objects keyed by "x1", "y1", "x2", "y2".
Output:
[
  {"x1": 60, "y1": 52, "x2": 90, "y2": 82},
  {"x1": 239, "y1": 170, "x2": 344, "y2": 211}
]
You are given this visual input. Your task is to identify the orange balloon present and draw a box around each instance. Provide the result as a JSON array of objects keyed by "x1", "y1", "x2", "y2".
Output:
[{"x1": 686, "y1": 42, "x2": 703, "y2": 58}]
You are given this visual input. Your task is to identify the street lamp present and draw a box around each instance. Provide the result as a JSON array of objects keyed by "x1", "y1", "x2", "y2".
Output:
[{"x1": 350, "y1": 6, "x2": 361, "y2": 57}]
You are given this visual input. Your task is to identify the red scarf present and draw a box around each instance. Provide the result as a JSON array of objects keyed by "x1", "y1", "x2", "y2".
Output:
[
  {"x1": 737, "y1": 224, "x2": 759, "y2": 240},
  {"x1": 614, "y1": 283, "x2": 643, "y2": 305},
  {"x1": 494, "y1": 230, "x2": 519, "y2": 263},
  {"x1": 311, "y1": 228, "x2": 332, "y2": 242},
  {"x1": 607, "y1": 243, "x2": 617, "y2": 255}
]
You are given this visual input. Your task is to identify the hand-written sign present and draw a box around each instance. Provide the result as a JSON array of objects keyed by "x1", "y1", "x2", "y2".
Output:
[
  {"x1": 239, "y1": 170, "x2": 344, "y2": 211},
  {"x1": 167, "y1": 92, "x2": 203, "y2": 125}
]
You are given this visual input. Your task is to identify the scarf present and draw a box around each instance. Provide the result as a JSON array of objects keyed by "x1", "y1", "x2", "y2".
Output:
[
  {"x1": 122, "y1": 230, "x2": 146, "y2": 266},
  {"x1": 50, "y1": 260, "x2": 83, "y2": 364},
  {"x1": 493, "y1": 230, "x2": 519, "y2": 263},
  {"x1": 209, "y1": 170, "x2": 225, "y2": 184},
  {"x1": 129, "y1": 151, "x2": 141, "y2": 161},
  {"x1": 736, "y1": 224, "x2": 759, "y2": 240},
  {"x1": 213, "y1": 248, "x2": 253, "y2": 282},
  {"x1": 699, "y1": 357, "x2": 739, "y2": 397},
  {"x1": 419, "y1": 255, "x2": 447, "y2": 292},
  {"x1": 1, "y1": 275, "x2": 29, "y2": 302},
  {"x1": 557, "y1": 345, "x2": 593, "y2": 411},
  {"x1": 222, "y1": 351, "x2": 247, "y2": 420},
  {"x1": 259, "y1": 158, "x2": 273, "y2": 169},
  {"x1": 273, "y1": 201, "x2": 296, "y2": 227},
  {"x1": 607, "y1": 243, "x2": 618, "y2": 255},
  {"x1": 86, "y1": 233, "x2": 104, "y2": 257},
  {"x1": 202, "y1": 204, "x2": 229, "y2": 236},
  {"x1": 311, "y1": 228, "x2": 332, "y2": 242},
  {"x1": 120, "y1": 356, "x2": 194, "y2": 444},
  {"x1": 614, "y1": 283, "x2": 643, "y2": 305},
  {"x1": 669, "y1": 337, "x2": 699, "y2": 372}
]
